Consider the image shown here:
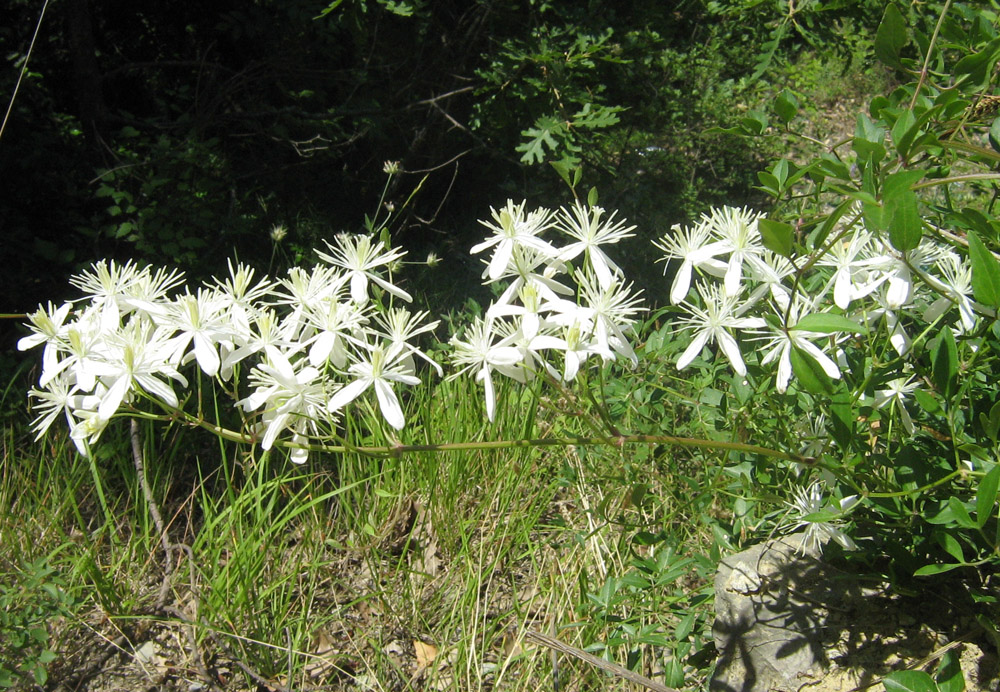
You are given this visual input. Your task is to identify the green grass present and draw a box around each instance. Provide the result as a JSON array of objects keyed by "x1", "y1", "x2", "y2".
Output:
[{"x1": 0, "y1": 328, "x2": 739, "y2": 690}]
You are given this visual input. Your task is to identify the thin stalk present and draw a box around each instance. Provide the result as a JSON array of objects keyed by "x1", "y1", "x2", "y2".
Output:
[
  {"x1": 169, "y1": 407, "x2": 810, "y2": 463},
  {"x1": 130, "y1": 419, "x2": 174, "y2": 609}
]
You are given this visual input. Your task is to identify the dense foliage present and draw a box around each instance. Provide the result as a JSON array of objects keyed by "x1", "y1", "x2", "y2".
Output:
[{"x1": 2, "y1": 0, "x2": 886, "y2": 312}]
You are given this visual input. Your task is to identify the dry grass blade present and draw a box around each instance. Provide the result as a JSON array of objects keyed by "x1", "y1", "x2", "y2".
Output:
[{"x1": 524, "y1": 629, "x2": 678, "y2": 692}]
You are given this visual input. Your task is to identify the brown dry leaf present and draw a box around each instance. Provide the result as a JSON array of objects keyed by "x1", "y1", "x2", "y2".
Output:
[
  {"x1": 413, "y1": 640, "x2": 438, "y2": 675},
  {"x1": 304, "y1": 628, "x2": 341, "y2": 680}
]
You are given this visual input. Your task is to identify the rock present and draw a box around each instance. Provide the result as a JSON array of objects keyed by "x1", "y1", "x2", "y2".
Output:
[
  {"x1": 710, "y1": 533, "x2": 999, "y2": 692},
  {"x1": 711, "y1": 532, "x2": 834, "y2": 691}
]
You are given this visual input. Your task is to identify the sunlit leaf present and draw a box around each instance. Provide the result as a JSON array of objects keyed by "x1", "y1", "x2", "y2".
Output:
[
  {"x1": 874, "y1": 4, "x2": 907, "y2": 69},
  {"x1": 794, "y1": 313, "x2": 867, "y2": 334},
  {"x1": 968, "y1": 232, "x2": 1000, "y2": 307},
  {"x1": 976, "y1": 466, "x2": 1000, "y2": 528},
  {"x1": 790, "y1": 346, "x2": 834, "y2": 395},
  {"x1": 758, "y1": 218, "x2": 794, "y2": 257}
]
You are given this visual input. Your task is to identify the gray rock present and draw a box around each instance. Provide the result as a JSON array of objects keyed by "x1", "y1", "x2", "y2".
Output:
[
  {"x1": 711, "y1": 532, "x2": 842, "y2": 692},
  {"x1": 709, "y1": 534, "x2": 999, "y2": 692}
]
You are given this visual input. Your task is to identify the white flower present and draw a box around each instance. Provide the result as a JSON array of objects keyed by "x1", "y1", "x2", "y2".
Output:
[
  {"x1": 873, "y1": 373, "x2": 920, "y2": 435},
  {"x1": 865, "y1": 286, "x2": 913, "y2": 356},
  {"x1": 487, "y1": 245, "x2": 574, "y2": 308},
  {"x1": 221, "y1": 308, "x2": 295, "y2": 378},
  {"x1": 68, "y1": 259, "x2": 148, "y2": 333},
  {"x1": 757, "y1": 299, "x2": 841, "y2": 394},
  {"x1": 95, "y1": 320, "x2": 189, "y2": 422},
  {"x1": 27, "y1": 377, "x2": 89, "y2": 441},
  {"x1": 556, "y1": 202, "x2": 635, "y2": 289},
  {"x1": 272, "y1": 264, "x2": 348, "y2": 341},
  {"x1": 491, "y1": 317, "x2": 565, "y2": 384},
  {"x1": 786, "y1": 481, "x2": 859, "y2": 553},
  {"x1": 871, "y1": 237, "x2": 948, "y2": 310},
  {"x1": 922, "y1": 252, "x2": 977, "y2": 333},
  {"x1": 815, "y1": 226, "x2": 884, "y2": 310},
  {"x1": 575, "y1": 271, "x2": 645, "y2": 365},
  {"x1": 705, "y1": 206, "x2": 766, "y2": 298},
  {"x1": 654, "y1": 219, "x2": 728, "y2": 305},
  {"x1": 327, "y1": 344, "x2": 421, "y2": 430},
  {"x1": 36, "y1": 313, "x2": 107, "y2": 391},
  {"x1": 302, "y1": 296, "x2": 369, "y2": 369},
  {"x1": 471, "y1": 200, "x2": 559, "y2": 281},
  {"x1": 316, "y1": 233, "x2": 412, "y2": 304},
  {"x1": 160, "y1": 289, "x2": 233, "y2": 378},
  {"x1": 18, "y1": 302, "x2": 73, "y2": 380},
  {"x1": 555, "y1": 320, "x2": 598, "y2": 382},
  {"x1": 213, "y1": 260, "x2": 275, "y2": 334},
  {"x1": 675, "y1": 283, "x2": 764, "y2": 377},
  {"x1": 744, "y1": 251, "x2": 797, "y2": 313},
  {"x1": 448, "y1": 317, "x2": 523, "y2": 422},
  {"x1": 240, "y1": 349, "x2": 329, "y2": 463},
  {"x1": 371, "y1": 307, "x2": 442, "y2": 376}
]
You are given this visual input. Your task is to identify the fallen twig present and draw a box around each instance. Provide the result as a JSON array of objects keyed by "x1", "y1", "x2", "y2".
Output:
[{"x1": 524, "y1": 629, "x2": 678, "y2": 692}]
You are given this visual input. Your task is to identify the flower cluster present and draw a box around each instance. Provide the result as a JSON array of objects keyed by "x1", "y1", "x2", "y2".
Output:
[
  {"x1": 18, "y1": 235, "x2": 438, "y2": 462},
  {"x1": 449, "y1": 199, "x2": 644, "y2": 420},
  {"x1": 656, "y1": 205, "x2": 989, "y2": 551},
  {"x1": 657, "y1": 206, "x2": 981, "y2": 406}
]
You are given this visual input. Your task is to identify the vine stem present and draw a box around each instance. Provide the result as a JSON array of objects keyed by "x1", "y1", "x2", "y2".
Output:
[{"x1": 148, "y1": 406, "x2": 814, "y2": 464}]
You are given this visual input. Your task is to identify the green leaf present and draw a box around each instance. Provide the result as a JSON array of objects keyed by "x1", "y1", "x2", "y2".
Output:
[
  {"x1": 741, "y1": 110, "x2": 769, "y2": 135},
  {"x1": 663, "y1": 658, "x2": 685, "y2": 688},
  {"x1": 953, "y1": 39, "x2": 1000, "y2": 88},
  {"x1": 935, "y1": 531, "x2": 965, "y2": 563},
  {"x1": 811, "y1": 198, "x2": 856, "y2": 249},
  {"x1": 572, "y1": 103, "x2": 623, "y2": 130},
  {"x1": 772, "y1": 158, "x2": 789, "y2": 188},
  {"x1": 976, "y1": 466, "x2": 1000, "y2": 528},
  {"x1": 758, "y1": 218, "x2": 794, "y2": 257},
  {"x1": 790, "y1": 346, "x2": 834, "y2": 395},
  {"x1": 774, "y1": 89, "x2": 799, "y2": 124},
  {"x1": 830, "y1": 390, "x2": 854, "y2": 450},
  {"x1": 749, "y1": 22, "x2": 786, "y2": 83},
  {"x1": 891, "y1": 109, "x2": 917, "y2": 160},
  {"x1": 854, "y1": 113, "x2": 886, "y2": 162},
  {"x1": 516, "y1": 115, "x2": 565, "y2": 164},
  {"x1": 674, "y1": 611, "x2": 696, "y2": 641},
  {"x1": 932, "y1": 328, "x2": 958, "y2": 399},
  {"x1": 884, "y1": 170, "x2": 925, "y2": 252},
  {"x1": 914, "y1": 562, "x2": 964, "y2": 577},
  {"x1": 587, "y1": 187, "x2": 599, "y2": 207},
  {"x1": 874, "y1": 4, "x2": 907, "y2": 69},
  {"x1": 968, "y1": 232, "x2": 1000, "y2": 307},
  {"x1": 980, "y1": 400, "x2": 1000, "y2": 442},
  {"x1": 31, "y1": 664, "x2": 47, "y2": 687},
  {"x1": 934, "y1": 649, "x2": 964, "y2": 692},
  {"x1": 794, "y1": 313, "x2": 867, "y2": 335},
  {"x1": 550, "y1": 160, "x2": 581, "y2": 189},
  {"x1": 990, "y1": 117, "x2": 1000, "y2": 153},
  {"x1": 914, "y1": 389, "x2": 942, "y2": 415},
  {"x1": 757, "y1": 171, "x2": 781, "y2": 197},
  {"x1": 948, "y1": 496, "x2": 977, "y2": 529}
]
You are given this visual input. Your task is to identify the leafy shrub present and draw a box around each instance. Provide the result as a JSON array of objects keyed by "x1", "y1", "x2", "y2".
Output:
[{"x1": 0, "y1": 559, "x2": 75, "y2": 688}]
